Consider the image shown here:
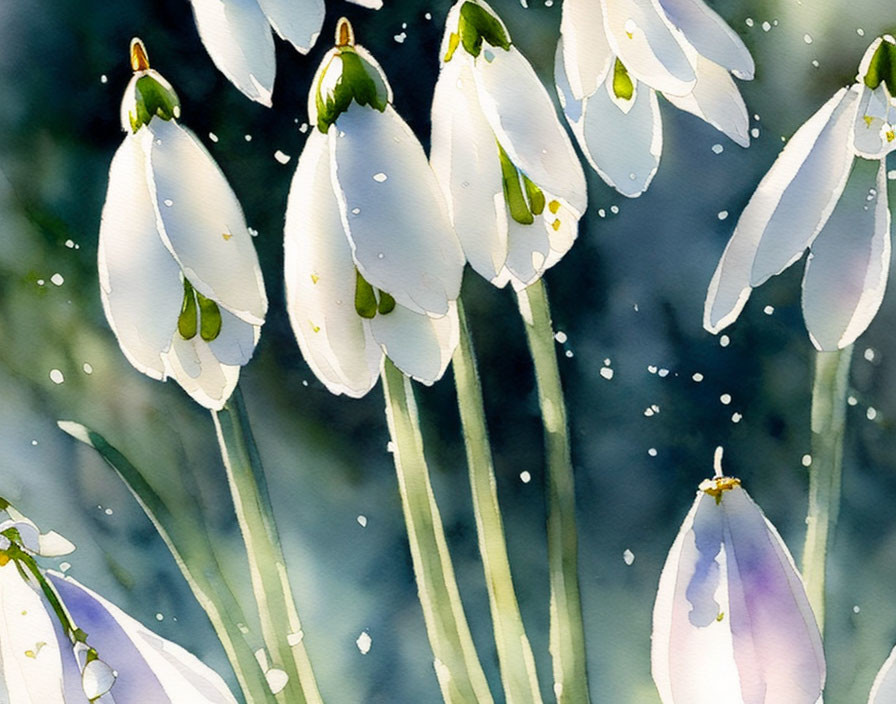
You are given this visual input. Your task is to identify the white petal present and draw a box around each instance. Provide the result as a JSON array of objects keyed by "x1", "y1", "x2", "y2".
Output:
[
  {"x1": 852, "y1": 84, "x2": 896, "y2": 159},
  {"x1": 802, "y1": 158, "x2": 890, "y2": 351},
  {"x1": 37, "y1": 532, "x2": 76, "y2": 558},
  {"x1": 721, "y1": 487, "x2": 825, "y2": 704},
  {"x1": 98, "y1": 136, "x2": 182, "y2": 380},
  {"x1": 189, "y1": 0, "x2": 275, "y2": 106},
  {"x1": 870, "y1": 645, "x2": 896, "y2": 704},
  {"x1": 602, "y1": 0, "x2": 696, "y2": 96},
  {"x1": 655, "y1": 0, "x2": 754, "y2": 78},
  {"x1": 431, "y1": 57, "x2": 508, "y2": 283},
  {"x1": 48, "y1": 573, "x2": 239, "y2": 703},
  {"x1": 704, "y1": 87, "x2": 859, "y2": 333},
  {"x1": 560, "y1": 0, "x2": 613, "y2": 99},
  {"x1": 82, "y1": 658, "x2": 116, "y2": 700},
  {"x1": 284, "y1": 129, "x2": 383, "y2": 398},
  {"x1": 256, "y1": 0, "x2": 324, "y2": 54},
  {"x1": 473, "y1": 45, "x2": 588, "y2": 214},
  {"x1": 0, "y1": 562, "x2": 66, "y2": 704},
  {"x1": 652, "y1": 484, "x2": 825, "y2": 704},
  {"x1": 663, "y1": 55, "x2": 749, "y2": 147},
  {"x1": 503, "y1": 195, "x2": 580, "y2": 289},
  {"x1": 370, "y1": 303, "x2": 459, "y2": 385},
  {"x1": 330, "y1": 103, "x2": 465, "y2": 315},
  {"x1": 145, "y1": 120, "x2": 268, "y2": 325},
  {"x1": 162, "y1": 334, "x2": 241, "y2": 411},
  {"x1": 346, "y1": 0, "x2": 383, "y2": 7}
]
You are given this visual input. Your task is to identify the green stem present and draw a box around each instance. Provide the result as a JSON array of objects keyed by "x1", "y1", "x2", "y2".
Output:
[
  {"x1": 381, "y1": 358, "x2": 494, "y2": 704},
  {"x1": 801, "y1": 345, "x2": 853, "y2": 634},
  {"x1": 57, "y1": 420, "x2": 274, "y2": 704},
  {"x1": 452, "y1": 299, "x2": 544, "y2": 704},
  {"x1": 213, "y1": 387, "x2": 323, "y2": 704},
  {"x1": 516, "y1": 279, "x2": 590, "y2": 704}
]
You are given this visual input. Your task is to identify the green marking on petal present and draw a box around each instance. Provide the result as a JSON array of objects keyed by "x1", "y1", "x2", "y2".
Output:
[
  {"x1": 522, "y1": 174, "x2": 545, "y2": 216},
  {"x1": 498, "y1": 142, "x2": 534, "y2": 225},
  {"x1": 178, "y1": 280, "x2": 198, "y2": 340},
  {"x1": 865, "y1": 38, "x2": 896, "y2": 93},
  {"x1": 612, "y1": 58, "x2": 634, "y2": 101},
  {"x1": 458, "y1": 1, "x2": 511, "y2": 58},
  {"x1": 377, "y1": 290, "x2": 396, "y2": 315},
  {"x1": 444, "y1": 32, "x2": 461, "y2": 62},
  {"x1": 197, "y1": 292, "x2": 222, "y2": 342},
  {"x1": 355, "y1": 270, "x2": 378, "y2": 319},
  {"x1": 315, "y1": 47, "x2": 389, "y2": 133}
]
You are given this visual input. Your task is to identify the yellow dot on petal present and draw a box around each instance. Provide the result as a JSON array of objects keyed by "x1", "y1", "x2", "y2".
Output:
[
  {"x1": 311, "y1": 274, "x2": 320, "y2": 284},
  {"x1": 551, "y1": 219, "x2": 562, "y2": 231},
  {"x1": 626, "y1": 32, "x2": 633, "y2": 39},
  {"x1": 716, "y1": 612, "x2": 725, "y2": 622},
  {"x1": 548, "y1": 200, "x2": 560, "y2": 214},
  {"x1": 311, "y1": 322, "x2": 321, "y2": 333},
  {"x1": 864, "y1": 115, "x2": 874, "y2": 127},
  {"x1": 24, "y1": 650, "x2": 35, "y2": 658},
  {"x1": 887, "y1": 130, "x2": 895, "y2": 142},
  {"x1": 0, "y1": 553, "x2": 9, "y2": 566},
  {"x1": 222, "y1": 232, "x2": 233, "y2": 241}
]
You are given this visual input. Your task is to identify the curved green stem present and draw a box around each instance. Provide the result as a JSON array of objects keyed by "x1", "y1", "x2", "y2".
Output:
[
  {"x1": 452, "y1": 299, "x2": 544, "y2": 704},
  {"x1": 516, "y1": 279, "x2": 590, "y2": 704},
  {"x1": 801, "y1": 345, "x2": 853, "y2": 634},
  {"x1": 213, "y1": 387, "x2": 323, "y2": 704},
  {"x1": 381, "y1": 358, "x2": 494, "y2": 704}
]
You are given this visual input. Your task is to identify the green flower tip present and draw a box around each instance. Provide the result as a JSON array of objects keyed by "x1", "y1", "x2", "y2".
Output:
[
  {"x1": 354, "y1": 269, "x2": 396, "y2": 319},
  {"x1": 178, "y1": 279, "x2": 222, "y2": 342},
  {"x1": 314, "y1": 18, "x2": 389, "y2": 133},
  {"x1": 122, "y1": 37, "x2": 181, "y2": 133},
  {"x1": 444, "y1": 1, "x2": 511, "y2": 62},
  {"x1": 864, "y1": 35, "x2": 896, "y2": 92}
]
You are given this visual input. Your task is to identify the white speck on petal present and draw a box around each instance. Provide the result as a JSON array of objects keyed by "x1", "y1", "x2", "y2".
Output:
[
  {"x1": 81, "y1": 657, "x2": 116, "y2": 699},
  {"x1": 372, "y1": 172, "x2": 388, "y2": 183},
  {"x1": 356, "y1": 631, "x2": 372, "y2": 654},
  {"x1": 49, "y1": 369, "x2": 64, "y2": 384},
  {"x1": 163, "y1": 199, "x2": 173, "y2": 207}
]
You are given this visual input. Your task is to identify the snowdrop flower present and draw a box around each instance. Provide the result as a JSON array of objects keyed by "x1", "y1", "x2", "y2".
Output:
[
  {"x1": 704, "y1": 36, "x2": 895, "y2": 351},
  {"x1": 188, "y1": 0, "x2": 382, "y2": 106},
  {"x1": 431, "y1": 0, "x2": 587, "y2": 289},
  {"x1": 99, "y1": 40, "x2": 267, "y2": 410},
  {"x1": 869, "y1": 645, "x2": 896, "y2": 703},
  {"x1": 285, "y1": 19, "x2": 465, "y2": 397},
  {"x1": 554, "y1": 0, "x2": 754, "y2": 197},
  {"x1": 651, "y1": 463, "x2": 825, "y2": 704},
  {"x1": 0, "y1": 499, "x2": 237, "y2": 703}
]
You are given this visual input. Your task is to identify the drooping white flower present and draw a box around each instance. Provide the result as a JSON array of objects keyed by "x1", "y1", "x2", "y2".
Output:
[
  {"x1": 285, "y1": 19, "x2": 465, "y2": 398},
  {"x1": 554, "y1": 0, "x2": 754, "y2": 197},
  {"x1": 0, "y1": 500, "x2": 237, "y2": 703},
  {"x1": 704, "y1": 36, "x2": 895, "y2": 351},
  {"x1": 869, "y1": 645, "x2": 896, "y2": 703},
  {"x1": 188, "y1": 0, "x2": 382, "y2": 106},
  {"x1": 431, "y1": 0, "x2": 587, "y2": 289},
  {"x1": 651, "y1": 470, "x2": 825, "y2": 704},
  {"x1": 99, "y1": 40, "x2": 267, "y2": 410}
]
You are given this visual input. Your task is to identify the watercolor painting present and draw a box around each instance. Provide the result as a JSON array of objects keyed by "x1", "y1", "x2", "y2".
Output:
[{"x1": 1, "y1": 0, "x2": 895, "y2": 701}]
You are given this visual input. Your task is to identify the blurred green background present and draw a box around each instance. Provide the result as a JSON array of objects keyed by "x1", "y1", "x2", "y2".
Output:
[{"x1": 1, "y1": 0, "x2": 895, "y2": 702}]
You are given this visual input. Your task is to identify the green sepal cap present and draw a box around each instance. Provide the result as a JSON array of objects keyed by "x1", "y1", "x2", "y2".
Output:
[
  {"x1": 613, "y1": 59, "x2": 635, "y2": 101},
  {"x1": 456, "y1": 2, "x2": 511, "y2": 59},
  {"x1": 865, "y1": 38, "x2": 896, "y2": 93},
  {"x1": 315, "y1": 19, "x2": 389, "y2": 133},
  {"x1": 123, "y1": 39, "x2": 181, "y2": 133}
]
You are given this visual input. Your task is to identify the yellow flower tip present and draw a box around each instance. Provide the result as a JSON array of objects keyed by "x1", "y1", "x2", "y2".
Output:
[
  {"x1": 887, "y1": 129, "x2": 895, "y2": 142},
  {"x1": 130, "y1": 38, "x2": 150, "y2": 72},
  {"x1": 0, "y1": 553, "x2": 9, "y2": 566},
  {"x1": 336, "y1": 17, "x2": 355, "y2": 47},
  {"x1": 699, "y1": 476, "x2": 742, "y2": 504}
]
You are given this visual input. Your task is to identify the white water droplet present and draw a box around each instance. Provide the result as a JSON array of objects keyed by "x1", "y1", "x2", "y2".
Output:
[
  {"x1": 373, "y1": 172, "x2": 388, "y2": 183},
  {"x1": 801, "y1": 454, "x2": 812, "y2": 467},
  {"x1": 600, "y1": 367, "x2": 614, "y2": 380},
  {"x1": 803, "y1": 33, "x2": 813, "y2": 44},
  {"x1": 647, "y1": 448, "x2": 657, "y2": 457},
  {"x1": 49, "y1": 369, "x2": 64, "y2": 384},
  {"x1": 711, "y1": 144, "x2": 724, "y2": 154},
  {"x1": 717, "y1": 210, "x2": 728, "y2": 220},
  {"x1": 50, "y1": 273, "x2": 64, "y2": 286},
  {"x1": 692, "y1": 373, "x2": 704, "y2": 382},
  {"x1": 720, "y1": 393, "x2": 732, "y2": 405},
  {"x1": 623, "y1": 549, "x2": 635, "y2": 565},
  {"x1": 163, "y1": 199, "x2": 173, "y2": 207},
  {"x1": 763, "y1": 305, "x2": 774, "y2": 315},
  {"x1": 83, "y1": 363, "x2": 93, "y2": 375},
  {"x1": 719, "y1": 335, "x2": 730, "y2": 348},
  {"x1": 357, "y1": 515, "x2": 368, "y2": 527},
  {"x1": 554, "y1": 331, "x2": 568, "y2": 343},
  {"x1": 356, "y1": 631, "x2": 372, "y2": 654},
  {"x1": 520, "y1": 471, "x2": 531, "y2": 483},
  {"x1": 274, "y1": 150, "x2": 291, "y2": 164},
  {"x1": 208, "y1": 132, "x2": 219, "y2": 143}
]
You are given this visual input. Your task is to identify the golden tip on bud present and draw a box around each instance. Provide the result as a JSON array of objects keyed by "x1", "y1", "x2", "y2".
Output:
[
  {"x1": 130, "y1": 38, "x2": 150, "y2": 72},
  {"x1": 336, "y1": 18, "x2": 355, "y2": 47}
]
